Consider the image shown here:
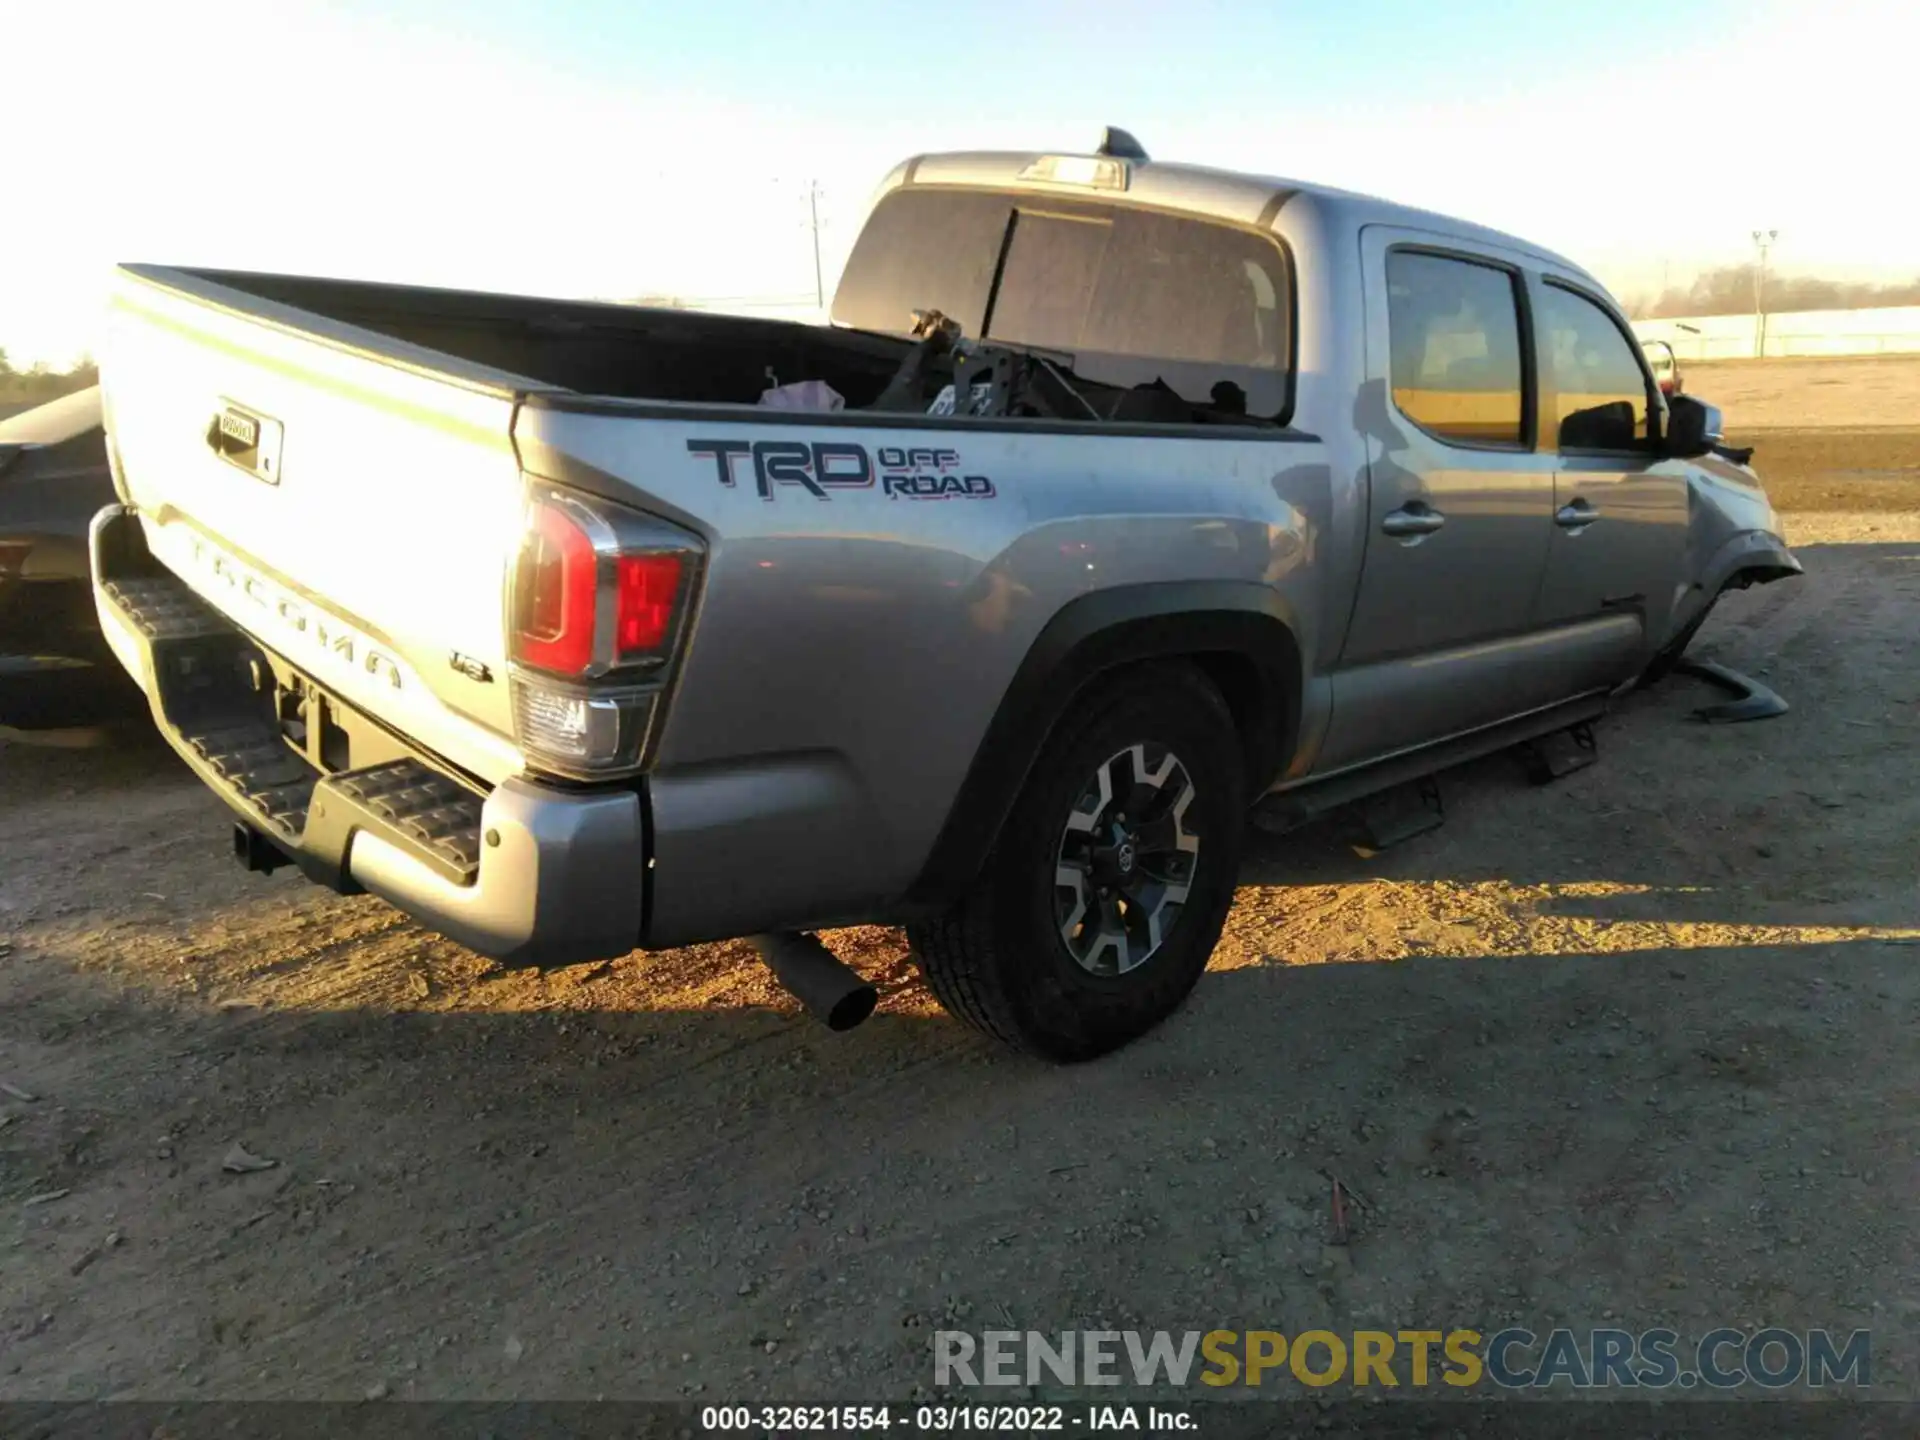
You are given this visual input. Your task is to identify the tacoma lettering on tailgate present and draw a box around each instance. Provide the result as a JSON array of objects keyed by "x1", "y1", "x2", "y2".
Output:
[{"x1": 185, "y1": 533, "x2": 405, "y2": 691}]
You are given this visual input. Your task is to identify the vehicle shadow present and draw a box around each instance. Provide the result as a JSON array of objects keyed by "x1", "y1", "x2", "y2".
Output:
[
  {"x1": 0, "y1": 717, "x2": 190, "y2": 796},
  {"x1": 1, "y1": 917, "x2": 1909, "y2": 1402},
  {"x1": 1239, "y1": 534, "x2": 1920, "y2": 933}
]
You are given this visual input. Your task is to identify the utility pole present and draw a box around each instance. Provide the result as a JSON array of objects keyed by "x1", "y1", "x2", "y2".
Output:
[
  {"x1": 1751, "y1": 229, "x2": 1778, "y2": 358},
  {"x1": 808, "y1": 180, "x2": 825, "y2": 313}
]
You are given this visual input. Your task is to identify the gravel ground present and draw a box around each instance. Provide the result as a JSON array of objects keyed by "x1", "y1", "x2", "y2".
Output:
[
  {"x1": 1, "y1": 440, "x2": 1917, "y2": 1404},
  {"x1": 1689, "y1": 354, "x2": 1920, "y2": 513},
  {"x1": 1683, "y1": 355, "x2": 1920, "y2": 434}
]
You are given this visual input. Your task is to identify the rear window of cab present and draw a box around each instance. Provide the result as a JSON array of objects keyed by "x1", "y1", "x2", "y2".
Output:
[{"x1": 831, "y1": 187, "x2": 1294, "y2": 422}]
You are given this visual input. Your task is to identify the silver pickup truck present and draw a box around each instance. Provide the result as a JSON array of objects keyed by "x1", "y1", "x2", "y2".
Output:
[{"x1": 91, "y1": 132, "x2": 1800, "y2": 1059}]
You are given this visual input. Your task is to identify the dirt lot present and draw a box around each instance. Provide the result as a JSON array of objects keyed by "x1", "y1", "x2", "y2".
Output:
[
  {"x1": 1689, "y1": 355, "x2": 1920, "y2": 516},
  {"x1": 3, "y1": 406, "x2": 1919, "y2": 1405},
  {"x1": 1685, "y1": 355, "x2": 1920, "y2": 435}
]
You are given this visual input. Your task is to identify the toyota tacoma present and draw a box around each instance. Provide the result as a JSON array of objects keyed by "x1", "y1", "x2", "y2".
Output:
[{"x1": 89, "y1": 130, "x2": 1800, "y2": 1059}]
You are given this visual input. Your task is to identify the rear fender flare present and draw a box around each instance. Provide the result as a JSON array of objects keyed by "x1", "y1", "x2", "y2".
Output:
[{"x1": 902, "y1": 581, "x2": 1304, "y2": 910}]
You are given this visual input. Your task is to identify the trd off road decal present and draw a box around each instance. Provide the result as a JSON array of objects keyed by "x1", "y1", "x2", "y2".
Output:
[
  {"x1": 875, "y1": 447, "x2": 997, "y2": 500},
  {"x1": 687, "y1": 439, "x2": 996, "y2": 501}
]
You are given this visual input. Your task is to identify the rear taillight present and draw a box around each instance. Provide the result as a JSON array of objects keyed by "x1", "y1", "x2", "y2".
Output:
[
  {"x1": 614, "y1": 552, "x2": 684, "y2": 655},
  {"x1": 507, "y1": 488, "x2": 702, "y2": 781},
  {"x1": 511, "y1": 501, "x2": 599, "y2": 675}
]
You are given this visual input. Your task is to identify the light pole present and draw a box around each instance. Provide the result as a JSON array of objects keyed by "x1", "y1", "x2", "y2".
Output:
[
  {"x1": 1751, "y1": 229, "x2": 1778, "y2": 358},
  {"x1": 808, "y1": 180, "x2": 826, "y2": 313}
]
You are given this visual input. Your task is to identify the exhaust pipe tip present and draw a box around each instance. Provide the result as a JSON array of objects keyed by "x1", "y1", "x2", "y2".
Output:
[
  {"x1": 819, "y1": 986, "x2": 880, "y2": 1033},
  {"x1": 749, "y1": 932, "x2": 878, "y2": 1032}
]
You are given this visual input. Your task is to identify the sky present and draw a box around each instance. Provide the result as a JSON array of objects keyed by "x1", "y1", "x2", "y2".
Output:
[{"x1": 6, "y1": 0, "x2": 1917, "y2": 367}]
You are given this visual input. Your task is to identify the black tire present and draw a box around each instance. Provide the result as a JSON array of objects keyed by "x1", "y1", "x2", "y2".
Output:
[{"x1": 908, "y1": 663, "x2": 1247, "y2": 1062}]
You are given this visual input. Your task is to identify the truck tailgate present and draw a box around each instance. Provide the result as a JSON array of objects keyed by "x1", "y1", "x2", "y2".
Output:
[{"x1": 102, "y1": 265, "x2": 537, "y2": 783}]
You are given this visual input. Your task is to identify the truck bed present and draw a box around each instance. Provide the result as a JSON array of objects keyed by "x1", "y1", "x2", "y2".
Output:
[
  {"x1": 96, "y1": 261, "x2": 1329, "y2": 956},
  {"x1": 181, "y1": 269, "x2": 913, "y2": 409}
]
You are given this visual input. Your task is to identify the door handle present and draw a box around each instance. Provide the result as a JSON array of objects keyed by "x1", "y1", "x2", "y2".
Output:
[
  {"x1": 1381, "y1": 504, "x2": 1446, "y2": 539},
  {"x1": 1555, "y1": 500, "x2": 1600, "y2": 530}
]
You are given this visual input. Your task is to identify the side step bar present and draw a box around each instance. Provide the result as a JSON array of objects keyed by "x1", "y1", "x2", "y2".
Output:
[
  {"x1": 96, "y1": 567, "x2": 484, "y2": 893},
  {"x1": 1254, "y1": 692, "x2": 1609, "y2": 837}
]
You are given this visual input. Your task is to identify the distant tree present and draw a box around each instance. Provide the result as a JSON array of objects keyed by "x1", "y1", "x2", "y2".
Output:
[
  {"x1": 1643, "y1": 266, "x2": 1920, "y2": 318},
  {"x1": 0, "y1": 352, "x2": 100, "y2": 406}
]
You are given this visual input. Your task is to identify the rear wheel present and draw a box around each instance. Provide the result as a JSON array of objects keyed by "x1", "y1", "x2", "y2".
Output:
[{"x1": 908, "y1": 664, "x2": 1247, "y2": 1061}]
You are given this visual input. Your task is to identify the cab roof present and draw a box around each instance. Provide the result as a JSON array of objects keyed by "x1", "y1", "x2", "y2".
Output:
[{"x1": 885, "y1": 147, "x2": 1598, "y2": 289}]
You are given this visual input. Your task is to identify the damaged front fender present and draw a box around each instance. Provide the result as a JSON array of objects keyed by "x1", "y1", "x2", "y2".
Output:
[{"x1": 1665, "y1": 451, "x2": 1803, "y2": 643}]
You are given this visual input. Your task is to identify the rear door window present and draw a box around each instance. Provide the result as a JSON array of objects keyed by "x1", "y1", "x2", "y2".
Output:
[{"x1": 1385, "y1": 250, "x2": 1527, "y2": 447}]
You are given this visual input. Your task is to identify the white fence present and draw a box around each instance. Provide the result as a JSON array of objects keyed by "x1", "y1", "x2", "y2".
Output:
[
  {"x1": 617, "y1": 295, "x2": 1920, "y2": 360},
  {"x1": 1632, "y1": 306, "x2": 1920, "y2": 361}
]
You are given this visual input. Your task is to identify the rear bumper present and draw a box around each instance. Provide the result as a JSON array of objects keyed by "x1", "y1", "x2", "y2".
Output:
[
  {"x1": 347, "y1": 775, "x2": 644, "y2": 967},
  {"x1": 89, "y1": 504, "x2": 645, "y2": 966}
]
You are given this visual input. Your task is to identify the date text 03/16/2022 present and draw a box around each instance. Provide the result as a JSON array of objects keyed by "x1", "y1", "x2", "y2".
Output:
[{"x1": 699, "y1": 1404, "x2": 1186, "y2": 1431}]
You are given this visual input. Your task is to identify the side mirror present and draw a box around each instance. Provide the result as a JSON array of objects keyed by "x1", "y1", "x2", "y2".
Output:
[{"x1": 1664, "y1": 393, "x2": 1723, "y2": 459}]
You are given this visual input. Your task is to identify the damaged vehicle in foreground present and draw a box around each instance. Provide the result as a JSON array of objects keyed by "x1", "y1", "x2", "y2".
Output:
[
  {"x1": 90, "y1": 130, "x2": 1799, "y2": 1059},
  {"x1": 0, "y1": 387, "x2": 146, "y2": 734}
]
